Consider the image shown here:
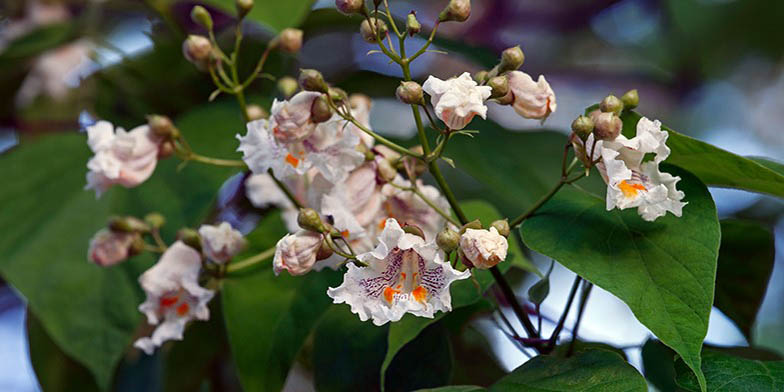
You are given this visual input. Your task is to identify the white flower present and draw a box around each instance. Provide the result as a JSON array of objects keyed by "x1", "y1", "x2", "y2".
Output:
[
  {"x1": 270, "y1": 91, "x2": 322, "y2": 143},
  {"x1": 507, "y1": 71, "x2": 556, "y2": 120},
  {"x1": 597, "y1": 117, "x2": 687, "y2": 221},
  {"x1": 198, "y1": 222, "x2": 246, "y2": 264},
  {"x1": 245, "y1": 171, "x2": 334, "y2": 233},
  {"x1": 134, "y1": 241, "x2": 214, "y2": 355},
  {"x1": 346, "y1": 94, "x2": 375, "y2": 147},
  {"x1": 459, "y1": 227, "x2": 508, "y2": 269},
  {"x1": 423, "y1": 72, "x2": 492, "y2": 130},
  {"x1": 327, "y1": 218, "x2": 470, "y2": 326},
  {"x1": 85, "y1": 121, "x2": 161, "y2": 198},
  {"x1": 88, "y1": 229, "x2": 136, "y2": 267},
  {"x1": 15, "y1": 41, "x2": 90, "y2": 107},
  {"x1": 381, "y1": 178, "x2": 450, "y2": 241},
  {"x1": 273, "y1": 230, "x2": 323, "y2": 276},
  {"x1": 320, "y1": 162, "x2": 384, "y2": 239}
]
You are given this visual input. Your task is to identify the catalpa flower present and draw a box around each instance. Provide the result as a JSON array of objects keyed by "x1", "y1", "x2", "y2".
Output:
[
  {"x1": 85, "y1": 121, "x2": 162, "y2": 198},
  {"x1": 135, "y1": 241, "x2": 214, "y2": 354},
  {"x1": 245, "y1": 171, "x2": 333, "y2": 233},
  {"x1": 459, "y1": 227, "x2": 508, "y2": 269},
  {"x1": 381, "y1": 178, "x2": 450, "y2": 241},
  {"x1": 88, "y1": 229, "x2": 137, "y2": 267},
  {"x1": 423, "y1": 72, "x2": 492, "y2": 130},
  {"x1": 596, "y1": 117, "x2": 686, "y2": 221},
  {"x1": 327, "y1": 219, "x2": 470, "y2": 325},
  {"x1": 320, "y1": 161, "x2": 385, "y2": 242},
  {"x1": 507, "y1": 71, "x2": 556, "y2": 120},
  {"x1": 273, "y1": 230, "x2": 323, "y2": 276},
  {"x1": 198, "y1": 222, "x2": 247, "y2": 264},
  {"x1": 347, "y1": 93, "x2": 375, "y2": 148},
  {"x1": 270, "y1": 91, "x2": 322, "y2": 143}
]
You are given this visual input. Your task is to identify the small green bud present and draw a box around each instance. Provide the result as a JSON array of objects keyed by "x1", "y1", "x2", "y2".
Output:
[
  {"x1": 147, "y1": 114, "x2": 179, "y2": 139},
  {"x1": 402, "y1": 224, "x2": 426, "y2": 240},
  {"x1": 499, "y1": 45, "x2": 524, "y2": 72},
  {"x1": 592, "y1": 111, "x2": 622, "y2": 141},
  {"x1": 473, "y1": 70, "x2": 488, "y2": 84},
  {"x1": 298, "y1": 69, "x2": 329, "y2": 93},
  {"x1": 182, "y1": 35, "x2": 212, "y2": 63},
  {"x1": 571, "y1": 115, "x2": 594, "y2": 141},
  {"x1": 190, "y1": 6, "x2": 213, "y2": 31},
  {"x1": 436, "y1": 227, "x2": 460, "y2": 253},
  {"x1": 599, "y1": 94, "x2": 624, "y2": 114},
  {"x1": 246, "y1": 104, "x2": 268, "y2": 121},
  {"x1": 277, "y1": 76, "x2": 299, "y2": 98},
  {"x1": 298, "y1": 208, "x2": 327, "y2": 233},
  {"x1": 406, "y1": 12, "x2": 421, "y2": 36},
  {"x1": 488, "y1": 75, "x2": 509, "y2": 99},
  {"x1": 396, "y1": 81, "x2": 423, "y2": 104},
  {"x1": 157, "y1": 140, "x2": 175, "y2": 159},
  {"x1": 328, "y1": 87, "x2": 348, "y2": 103},
  {"x1": 236, "y1": 0, "x2": 253, "y2": 18},
  {"x1": 356, "y1": 142, "x2": 374, "y2": 161},
  {"x1": 144, "y1": 213, "x2": 166, "y2": 229},
  {"x1": 311, "y1": 95, "x2": 333, "y2": 124},
  {"x1": 335, "y1": 0, "x2": 363, "y2": 15},
  {"x1": 109, "y1": 216, "x2": 150, "y2": 233},
  {"x1": 621, "y1": 89, "x2": 639, "y2": 110},
  {"x1": 377, "y1": 158, "x2": 398, "y2": 183},
  {"x1": 460, "y1": 219, "x2": 482, "y2": 234},
  {"x1": 360, "y1": 17, "x2": 388, "y2": 43},
  {"x1": 130, "y1": 234, "x2": 146, "y2": 255},
  {"x1": 177, "y1": 228, "x2": 202, "y2": 251},
  {"x1": 278, "y1": 28, "x2": 303, "y2": 53},
  {"x1": 439, "y1": 0, "x2": 471, "y2": 23},
  {"x1": 490, "y1": 219, "x2": 510, "y2": 237}
]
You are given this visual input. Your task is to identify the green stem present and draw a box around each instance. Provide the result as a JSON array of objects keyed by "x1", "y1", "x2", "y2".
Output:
[
  {"x1": 267, "y1": 168, "x2": 303, "y2": 210},
  {"x1": 189, "y1": 153, "x2": 247, "y2": 168},
  {"x1": 508, "y1": 172, "x2": 585, "y2": 228},
  {"x1": 226, "y1": 246, "x2": 276, "y2": 273}
]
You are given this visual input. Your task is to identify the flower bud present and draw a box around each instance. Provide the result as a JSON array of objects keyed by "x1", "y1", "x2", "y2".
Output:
[
  {"x1": 277, "y1": 76, "x2": 298, "y2": 98},
  {"x1": 490, "y1": 219, "x2": 510, "y2": 237},
  {"x1": 488, "y1": 75, "x2": 509, "y2": 99},
  {"x1": 298, "y1": 69, "x2": 329, "y2": 93},
  {"x1": 571, "y1": 115, "x2": 594, "y2": 141},
  {"x1": 190, "y1": 6, "x2": 213, "y2": 31},
  {"x1": 459, "y1": 227, "x2": 508, "y2": 269},
  {"x1": 147, "y1": 114, "x2": 179, "y2": 139},
  {"x1": 316, "y1": 238, "x2": 334, "y2": 261},
  {"x1": 109, "y1": 216, "x2": 150, "y2": 233},
  {"x1": 436, "y1": 227, "x2": 460, "y2": 253},
  {"x1": 377, "y1": 158, "x2": 398, "y2": 182},
  {"x1": 236, "y1": 0, "x2": 253, "y2": 18},
  {"x1": 402, "y1": 224, "x2": 426, "y2": 240},
  {"x1": 473, "y1": 70, "x2": 488, "y2": 84},
  {"x1": 459, "y1": 219, "x2": 482, "y2": 234},
  {"x1": 499, "y1": 45, "x2": 525, "y2": 72},
  {"x1": 311, "y1": 95, "x2": 333, "y2": 123},
  {"x1": 396, "y1": 81, "x2": 423, "y2": 104},
  {"x1": 177, "y1": 228, "x2": 202, "y2": 251},
  {"x1": 592, "y1": 111, "x2": 622, "y2": 141},
  {"x1": 495, "y1": 91, "x2": 514, "y2": 105},
  {"x1": 182, "y1": 35, "x2": 212, "y2": 63},
  {"x1": 88, "y1": 229, "x2": 138, "y2": 267},
  {"x1": 274, "y1": 231, "x2": 323, "y2": 276},
  {"x1": 328, "y1": 87, "x2": 348, "y2": 104},
  {"x1": 157, "y1": 141, "x2": 175, "y2": 159},
  {"x1": 335, "y1": 0, "x2": 364, "y2": 15},
  {"x1": 439, "y1": 0, "x2": 471, "y2": 23},
  {"x1": 246, "y1": 104, "x2": 268, "y2": 121},
  {"x1": 406, "y1": 12, "x2": 421, "y2": 36},
  {"x1": 599, "y1": 94, "x2": 624, "y2": 114},
  {"x1": 298, "y1": 208, "x2": 327, "y2": 233},
  {"x1": 621, "y1": 89, "x2": 639, "y2": 110},
  {"x1": 374, "y1": 145, "x2": 402, "y2": 163},
  {"x1": 278, "y1": 28, "x2": 303, "y2": 53},
  {"x1": 360, "y1": 18, "x2": 388, "y2": 43},
  {"x1": 144, "y1": 213, "x2": 166, "y2": 229}
]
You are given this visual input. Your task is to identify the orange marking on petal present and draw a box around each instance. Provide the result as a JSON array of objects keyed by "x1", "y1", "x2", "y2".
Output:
[
  {"x1": 340, "y1": 230, "x2": 349, "y2": 238},
  {"x1": 285, "y1": 153, "x2": 300, "y2": 167},
  {"x1": 176, "y1": 302, "x2": 190, "y2": 316},
  {"x1": 619, "y1": 180, "x2": 646, "y2": 198},
  {"x1": 383, "y1": 287, "x2": 400, "y2": 303},
  {"x1": 159, "y1": 296, "x2": 178, "y2": 308},
  {"x1": 378, "y1": 219, "x2": 387, "y2": 230},
  {"x1": 412, "y1": 286, "x2": 427, "y2": 302},
  {"x1": 401, "y1": 272, "x2": 406, "y2": 279}
]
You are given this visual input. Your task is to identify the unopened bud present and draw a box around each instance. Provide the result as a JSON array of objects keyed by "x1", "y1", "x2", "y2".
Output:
[
  {"x1": 316, "y1": 239, "x2": 334, "y2": 261},
  {"x1": 158, "y1": 140, "x2": 175, "y2": 159},
  {"x1": 298, "y1": 69, "x2": 329, "y2": 93},
  {"x1": 130, "y1": 234, "x2": 146, "y2": 255},
  {"x1": 144, "y1": 213, "x2": 166, "y2": 229},
  {"x1": 277, "y1": 76, "x2": 298, "y2": 98},
  {"x1": 436, "y1": 227, "x2": 460, "y2": 253},
  {"x1": 599, "y1": 94, "x2": 624, "y2": 114},
  {"x1": 147, "y1": 114, "x2": 179, "y2": 139},
  {"x1": 311, "y1": 95, "x2": 332, "y2": 123},
  {"x1": 360, "y1": 18, "x2": 388, "y2": 43},
  {"x1": 460, "y1": 219, "x2": 482, "y2": 234},
  {"x1": 246, "y1": 104, "x2": 268, "y2": 121},
  {"x1": 499, "y1": 45, "x2": 524, "y2": 73},
  {"x1": 335, "y1": 0, "x2": 363, "y2": 15},
  {"x1": 396, "y1": 81, "x2": 423, "y2": 104},
  {"x1": 402, "y1": 224, "x2": 426, "y2": 240},
  {"x1": 182, "y1": 35, "x2": 212, "y2": 63},
  {"x1": 190, "y1": 6, "x2": 213, "y2": 31},
  {"x1": 495, "y1": 90, "x2": 514, "y2": 105},
  {"x1": 357, "y1": 142, "x2": 374, "y2": 161},
  {"x1": 621, "y1": 89, "x2": 639, "y2": 110},
  {"x1": 406, "y1": 12, "x2": 421, "y2": 36},
  {"x1": 236, "y1": 0, "x2": 253, "y2": 18},
  {"x1": 473, "y1": 70, "x2": 488, "y2": 84},
  {"x1": 278, "y1": 28, "x2": 303, "y2": 53},
  {"x1": 298, "y1": 208, "x2": 327, "y2": 232},
  {"x1": 490, "y1": 219, "x2": 510, "y2": 237},
  {"x1": 377, "y1": 158, "x2": 398, "y2": 182},
  {"x1": 571, "y1": 115, "x2": 594, "y2": 141},
  {"x1": 592, "y1": 111, "x2": 622, "y2": 141},
  {"x1": 109, "y1": 216, "x2": 150, "y2": 233},
  {"x1": 328, "y1": 87, "x2": 348, "y2": 104},
  {"x1": 439, "y1": 0, "x2": 471, "y2": 22},
  {"x1": 488, "y1": 75, "x2": 509, "y2": 99},
  {"x1": 177, "y1": 228, "x2": 202, "y2": 251}
]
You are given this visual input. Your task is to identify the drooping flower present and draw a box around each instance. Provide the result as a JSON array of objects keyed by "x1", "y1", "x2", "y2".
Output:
[
  {"x1": 88, "y1": 229, "x2": 137, "y2": 267},
  {"x1": 327, "y1": 218, "x2": 470, "y2": 325},
  {"x1": 597, "y1": 117, "x2": 686, "y2": 221},
  {"x1": 85, "y1": 121, "x2": 162, "y2": 198},
  {"x1": 459, "y1": 227, "x2": 508, "y2": 269},
  {"x1": 423, "y1": 72, "x2": 492, "y2": 130},
  {"x1": 270, "y1": 91, "x2": 322, "y2": 143},
  {"x1": 506, "y1": 71, "x2": 556, "y2": 120},
  {"x1": 198, "y1": 222, "x2": 247, "y2": 264},
  {"x1": 245, "y1": 171, "x2": 333, "y2": 233},
  {"x1": 321, "y1": 162, "x2": 385, "y2": 240},
  {"x1": 134, "y1": 241, "x2": 214, "y2": 354},
  {"x1": 273, "y1": 230, "x2": 323, "y2": 276}
]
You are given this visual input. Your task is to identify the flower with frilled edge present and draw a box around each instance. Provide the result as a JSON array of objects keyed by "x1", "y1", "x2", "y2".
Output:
[
  {"x1": 423, "y1": 72, "x2": 491, "y2": 130},
  {"x1": 327, "y1": 218, "x2": 470, "y2": 326},
  {"x1": 381, "y1": 178, "x2": 450, "y2": 241},
  {"x1": 270, "y1": 91, "x2": 322, "y2": 143},
  {"x1": 273, "y1": 230, "x2": 323, "y2": 276},
  {"x1": 88, "y1": 229, "x2": 137, "y2": 267},
  {"x1": 459, "y1": 227, "x2": 508, "y2": 269},
  {"x1": 198, "y1": 222, "x2": 246, "y2": 264},
  {"x1": 134, "y1": 241, "x2": 214, "y2": 354},
  {"x1": 507, "y1": 71, "x2": 556, "y2": 120}
]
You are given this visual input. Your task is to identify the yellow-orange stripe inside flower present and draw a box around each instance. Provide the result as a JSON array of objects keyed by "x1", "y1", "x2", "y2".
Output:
[
  {"x1": 285, "y1": 153, "x2": 299, "y2": 167},
  {"x1": 619, "y1": 180, "x2": 646, "y2": 198}
]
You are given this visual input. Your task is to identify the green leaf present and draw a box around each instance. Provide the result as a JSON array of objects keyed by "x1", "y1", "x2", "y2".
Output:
[
  {"x1": 641, "y1": 338, "x2": 679, "y2": 392},
  {"x1": 490, "y1": 349, "x2": 647, "y2": 391},
  {"x1": 199, "y1": 0, "x2": 314, "y2": 32},
  {"x1": 380, "y1": 200, "x2": 533, "y2": 387},
  {"x1": 715, "y1": 219, "x2": 775, "y2": 340},
  {"x1": 384, "y1": 323, "x2": 453, "y2": 391},
  {"x1": 619, "y1": 110, "x2": 784, "y2": 198},
  {"x1": 415, "y1": 387, "x2": 485, "y2": 392},
  {"x1": 0, "y1": 23, "x2": 75, "y2": 62},
  {"x1": 520, "y1": 165, "x2": 719, "y2": 392},
  {"x1": 221, "y1": 214, "x2": 343, "y2": 392},
  {"x1": 674, "y1": 350, "x2": 784, "y2": 391}
]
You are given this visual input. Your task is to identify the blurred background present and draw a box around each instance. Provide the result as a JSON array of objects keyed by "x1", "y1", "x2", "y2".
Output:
[{"x1": 1, "y1": 0, "x2": 783, "y2": 390}]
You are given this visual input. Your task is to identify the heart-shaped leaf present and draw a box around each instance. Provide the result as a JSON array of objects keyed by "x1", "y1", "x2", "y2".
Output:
[{"x1": 675, "y1": 350, "x2": 784, "y2": 391}]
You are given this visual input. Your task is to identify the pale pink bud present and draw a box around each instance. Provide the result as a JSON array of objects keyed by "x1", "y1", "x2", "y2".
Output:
[
  {"x1": 459, "y1": 227, "x2": 508, "y2": 269},
  {"x1": 88, "y1": 229, "x2": 137, "y2": 266},
  {"x1": 273, "y1": 230, "x2": 323, "y2": 275},
  {"x1": 507, "y1": 71, "x2": 556, "y2": 120}
]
